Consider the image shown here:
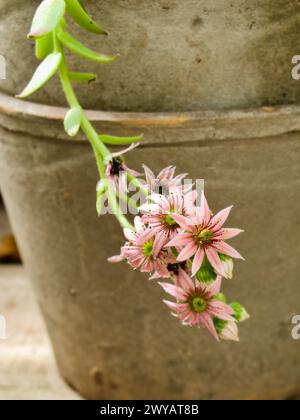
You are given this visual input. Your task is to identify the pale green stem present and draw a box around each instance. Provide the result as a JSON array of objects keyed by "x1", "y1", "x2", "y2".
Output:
[
  {"x1": 127, "y1": 173, "x2": 148, "y2": 196},
  {"x1": 117, "y1": 192, "x2": 139, "y2": 210},
  {"x1": 53, "y1": 30, "x2": 133, "y2": 230}
]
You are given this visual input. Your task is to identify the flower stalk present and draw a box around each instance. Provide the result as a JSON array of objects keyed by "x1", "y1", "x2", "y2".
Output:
[
  {"x1": 18, "y1": 0, "x2": 248, "y2": 342},
  {"x1": 52, "y1": 24, "x2": 136, "y2": 229}
]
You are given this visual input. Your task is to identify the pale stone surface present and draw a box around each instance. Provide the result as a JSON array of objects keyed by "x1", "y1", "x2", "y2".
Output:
[
  {"x1": 0, "y1": 264, "x2": 82, "y2": 400},
  {"x1": 0, "y1": 0, "x2": 300, "y2": 111}
]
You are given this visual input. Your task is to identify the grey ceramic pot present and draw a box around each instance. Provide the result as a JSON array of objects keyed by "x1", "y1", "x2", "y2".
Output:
[
  {"x1": 0, "y1": 0, "x2": 300, "y2": 111},
  {"x1": 1, "y1": 93, "x2": 300, "y2": 399}
]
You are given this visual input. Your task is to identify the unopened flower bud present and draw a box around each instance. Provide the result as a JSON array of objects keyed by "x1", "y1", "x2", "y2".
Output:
[
  {"x1": 230, "y1": 302, "x2": 250, "y2": 322},
  {"x1": 219, "y1": 321, "x2": 240, "y2": 342},
  {"x1": 219, "y1": 254, "x2": 234, "y2": 279},
  {"x1": 213, "y1": 318, "x2": 227, "y2": 335},
  {"x1": 215, "y1": 293, "x2": 227, "y2": 303}
]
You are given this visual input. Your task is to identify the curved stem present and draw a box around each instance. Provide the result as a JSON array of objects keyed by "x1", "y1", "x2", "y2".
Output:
[
  {"x1": 117, "y1": 192, "x2": 139, "y2": 211},
  {"x1": 127, "y1": 173, "x2": 148, "y2": 196},
  {"x1": 54, "y1": 31, "x2": 133, "y2": 230}
]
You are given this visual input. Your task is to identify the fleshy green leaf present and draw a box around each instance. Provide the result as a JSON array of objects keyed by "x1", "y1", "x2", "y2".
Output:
[
  {"x1": 69, "y1": 72, "x2": 97, "y2": 84},
  {"x1": 57, "y1": 30, "x2": 118, "y2": 63},
  {"x1": 99, "y1": 134, "x2": 144, "y2": 145},
  {"x1": 28, "y1": 0, "x2": 66, "y2": 39},
  {"x1": 196, "y1": 257, "x2": 217, "y2": 284},
  {"x1": 16, "y1": 53, "x2": 62, "y2": 99},
  {"x1": 65, "y1": 0, "x2": 108, "y2": 35},
  {"x1": 215, "y1": 293, "x2": 227, "y2": 303},
  {"x1": 35, "y1": 33, "x2": 54, "y2": 60},
  {"x1": 213, "y1": 318, "x2": 227, "y2": 335},
  {"x1": 64, "y1": 106, "x2": 83, "y2": 137},
  {"x1": 219, "y1": 253, "x2": 232, "y2": 262}
]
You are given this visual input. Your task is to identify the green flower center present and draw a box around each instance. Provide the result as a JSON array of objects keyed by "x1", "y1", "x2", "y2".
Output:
[
  {"x1": 197, "y1": 228, "x2": 214, "y2": 244},
  {"x1": 192, "y1": 297, "x2": 207, "y2": 313},
  {"x1": 164, "y1": 214, "x2": 178, "y2": 227},
  {"x1": 143, "y1": 240, "x2": 154, "y2": 257}
]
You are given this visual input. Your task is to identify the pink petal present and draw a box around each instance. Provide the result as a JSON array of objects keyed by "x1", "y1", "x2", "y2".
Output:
[
  {"x1": 176, "y1": 268, "x2": 195, "y2": 292},
  {"x1": 139, "y1": 203, "x2": 158, "y2": 213},
  {"x1": 136, "y1": 228, "x2": 156, "y2": 245},
  {"x1": 199, "y1": 312, "x2": 220, "y2": 341},
  {"x1": 185, "y1": 189, "x2": 197, "y2": 203},
  {"x1": 145, "y1": 194, "x2": 163, "y2": 206},
  {"x1": 209, "y1": 310, "x2": 234, "y2": 323},
  {"x1": 158, "y1": 166, "x2": 175, "y2": 180},
  {"x1": 150, "y1": 271, "x2": 161, "y2": 280},
  {"x1": 212, "y1": 241, "x2": 245, "y2": 260},
  {"x1": 172, "y1": 173, "x2": 188, "y2": 184},
  {"x1": 128, "y1": 256, "x2": 144, "y2": 269},
  {"x1": 154, "y1": 260, "x2": 170, "y2": 278},
  {"x1": 188, "y1": 312, "x2": 199, "y2": 326},
  {"x1": 208, "y1": 301, "x2": 234, "y2": 318},
  {"x1": 140, "y1": 259, "x2": 153, "y2": 273},
  {"x1": 184, "y1": 190, "x2": 198, "y2": 214},
  {"x1": 191, "y1": 247, "x2": 205, "y2": 277},
  {"x1": 112, "y1": 142, "x2": 140, "y2": 157},
  {"x1": 163, "y1": 300, "x2": 180, "y2": 312},
  {"x1": 118, "y1": 171, "x2": 128, "y2": 193},
  {"x1": 180, "y1": 309, "x2": 195, "y2": 325},
  {"x1": 166, "y1": 233, "x2": 193, "y2": 248},
  {"x1": 107, "y1": 255, "x2": 124, "y2": 263},
  {"x1": 143, "y1": 164, "x2": 155, "y2": 187},
  {"x1": 177, "y1": 242, "x2": 198, "y2": 262},
  {"x1": 124, "y1": 166, "x2": 143, "y2": 177},
  {"x1": 207, "y1": 275, "x2": 223, "y2": 297},
  {"x1": 134, "y1": 216, "x2": 144, "y2": 231},
  {"x1": 159, "y1": 195, "x2": 171, "y2": 209},
  {"x1": 159, "y1": 282, "x2": 186, "y2": 301},
  {"x1": 214, "y1": 228, "x2": 244, "y2": 240},
  {"x1": 205, "y1": 247, "x2": 226, "y2": 277},
  {"x1": 153, "y1": 231, "x2": 168, "y2": 257},
  {"x1": 200, "y1": 192, "x2": 212, "y2": 225},
  {"x1": 123, "y1": 228, "x2": 137, "y2": 242},
  {"x1": 209, "y1": 206, "x2": 233, "y2": 231},
  {"x1": 105, "y1": 163, "x2": 112, "y2": 177},
  {"x1": 220, "y1": 321, "x2": 240, "y2": 342}
]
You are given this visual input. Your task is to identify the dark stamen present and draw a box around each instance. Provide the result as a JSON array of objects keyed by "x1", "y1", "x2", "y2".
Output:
[
  {"x1": 110, "y1": 157, "x2": 123, "y2": 176},
  {"x1": 167, "y1": 263, "x2": 180, "y2": 275}
]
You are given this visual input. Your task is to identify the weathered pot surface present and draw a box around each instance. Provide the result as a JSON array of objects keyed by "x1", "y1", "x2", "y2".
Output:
[
  {"x1": 0, "y1": 92, "x2": 300, "y2": 399},
  {"x1": 0, "y1": 0, "x2": 300, "y2": 111}
]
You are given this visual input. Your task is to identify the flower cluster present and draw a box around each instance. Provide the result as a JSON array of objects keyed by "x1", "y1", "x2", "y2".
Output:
[{"x1": 110, "y1": 164, "x2": 249, "y2": 342}]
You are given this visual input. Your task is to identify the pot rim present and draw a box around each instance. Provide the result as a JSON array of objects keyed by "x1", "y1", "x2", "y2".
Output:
[{"x1": 0, "y1": 92, "x2": 300, "y2": 143}]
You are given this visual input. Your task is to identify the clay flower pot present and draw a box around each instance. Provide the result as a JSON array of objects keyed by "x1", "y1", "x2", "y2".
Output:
[
  {"x1": 0, "y1": 0, "x2": 300, "y2": 399},
  {"x1": 1, "y1": 0, "x2": 300, "y2": 111}
]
